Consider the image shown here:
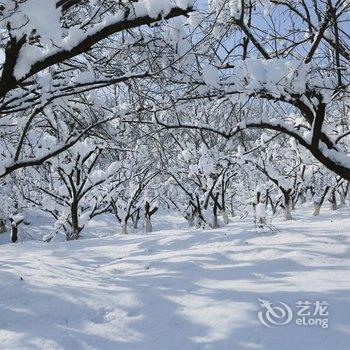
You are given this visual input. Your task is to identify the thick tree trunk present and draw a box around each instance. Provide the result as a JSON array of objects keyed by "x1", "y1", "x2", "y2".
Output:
[
  {"x1": 222, "y1": 210, "x2": 230, "y2": 225},
  {"x1": 144, "y1": 201, "x2": 158, "y2": 233},
  {"x1": 268, "y1": 196, "x2": 277, "y2": 215},
  {"x1": 0, "y1": 219, "x2": 6, "y2": 233},
  {"x1": 283, "y1": 192, "x2": 293, "y2": 221},
  {"x1": 220, "y1": 188, "x2": 229, "y2": 224},
  {"x1": 330, "y1": 188, "x2": 337, "y2": 210},
  {"x1": 121, "y1": 222, "x2": 128, "y2": 235},
  {"x1": 230, "y1": 197, "x2": 235, "y2": 217},
  {"x1": 144, "y1": 216, "x2": 152, "y2": 233},
  {"x1": 313, "y1": 186, "x2": 330, "y2": 216},
  {"x1": 132, "y1": 209, "x2": 140, "y2": 230},
  {"x1": 211, "y1": 193, "x2": 220, "y2": 229},
  {"x1": 9, "y1": 218, "x2": 23, "y2": 243},
  {"x1": 10, "y1": 223, "x2": 18, "y2": 243},
  {"x1": 212, "y1": 213, "x2": 219, "y2": 229},
  {"x1": 313, "y1": 202, "x2": 322, "y2": 216},
  {"x1": 70, "y1": 202, "x2": 80, "y2": 240}
]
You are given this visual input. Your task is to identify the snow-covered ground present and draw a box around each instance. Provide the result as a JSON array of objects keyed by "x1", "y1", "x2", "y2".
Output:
[{"x1": 0, "y1": 204, "x2": 349, "y2": 350}]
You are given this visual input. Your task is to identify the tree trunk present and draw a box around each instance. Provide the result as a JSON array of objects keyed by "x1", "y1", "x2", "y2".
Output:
[
  {"x1": 330, "y1": 188, "x2": 337, "y2": 210},
  {"x1": 268, "y1": 196, "x2": 277, "y2": 215},
  {"x1": 259, "y1": 216, "x2": 266, "y2": 225},
  {"x1": 144, "y1": 201, "x2": 158, "y2": 233},
  {"x1": 121, "y1": 221, "x2": 128, "y2": 235},
  {"x1": 10, "y1": 222, "x2": 18, "y2": 243},
  {"x1": 313, "y1": 186, "x2": 330, "y2": 216},
  {"x1": 291, "y1": 192, "x2": 298, "y2": 210},
  {"x1": 144, "y1": 216, "x2": 152, "y2": 233},
  {"x1": 222, "y1": 210, "x2": 230, "y2": 225},
  {"x1": 299, "y1": 190, "x2": 307, "y2": 204},
  {"x1": 9, "y1": 218, "x2": 23, "y2": 243},
  {"x1": 212, "y1": 213, "x2": 219, "y2": 229},
  {"x1": 187, "y1": 216, "x2": 195, "y2": 228},
  {"x1": 132, "y1": 209, "x2": 140, "y2": 230},
  {"x1": 220, "y1": 188, "x2": 229, "y2": 224},
  {"x1": 283, "y1": 192, "x2": 293, "y2": 221},
  {"x1": 70, "y1": 202, "x2": 80, "y2": 240},
  {"x1": 313, "y1": 202, "x2": 322, "y2": 216},
  {"x1": 230, "y1": 197, "x2": 235, "y2": 217},
  {"x1": 339, "y1": 192, "x2": 346, "y2": 207},
  {"x1": 211, "y1": 193, "x2": 220, "y2": 228},
  {"x1": 0, "y1": 219, "x2": 6, "y2": 233},
  {"x1": 194, "y1": 212, "x2": 206, "y2": 228}
]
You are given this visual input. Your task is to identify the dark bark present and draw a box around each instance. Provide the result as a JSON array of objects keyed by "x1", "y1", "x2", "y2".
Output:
[
  {"x1": 10, "y1": 218, "x2": 23, "y2": 243},
  {"x1": 329, "y1": 188, "x2": 338, "y2": 210},
  {"x1": 283, "y1": 191, "x2": 293, "y2": 220},
  {"x1": 212, "y1": 192, "x2": 220, "y2": 229},
  {"x1": 69, "y1": 201, "x2": 80, "y2": 240},
  {"x1": 313, "y1": 186, "x2": 330, "y2": 216},
  {"x1": 0, "y1": 219, "x2": 6, "y2": 233},
  {"x1": 144, "y1": 201, "x2": 158, "y2": 233}
]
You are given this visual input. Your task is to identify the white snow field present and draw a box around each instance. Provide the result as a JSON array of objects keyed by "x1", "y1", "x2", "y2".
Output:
[{"x1": 0, "y1": 205, "x2": 349, "y2": 350}]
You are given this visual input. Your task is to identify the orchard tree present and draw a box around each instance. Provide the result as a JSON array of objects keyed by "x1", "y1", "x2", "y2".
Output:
[{"x1": 21, "y1": 140, "x2": 124, "y2": 240}]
